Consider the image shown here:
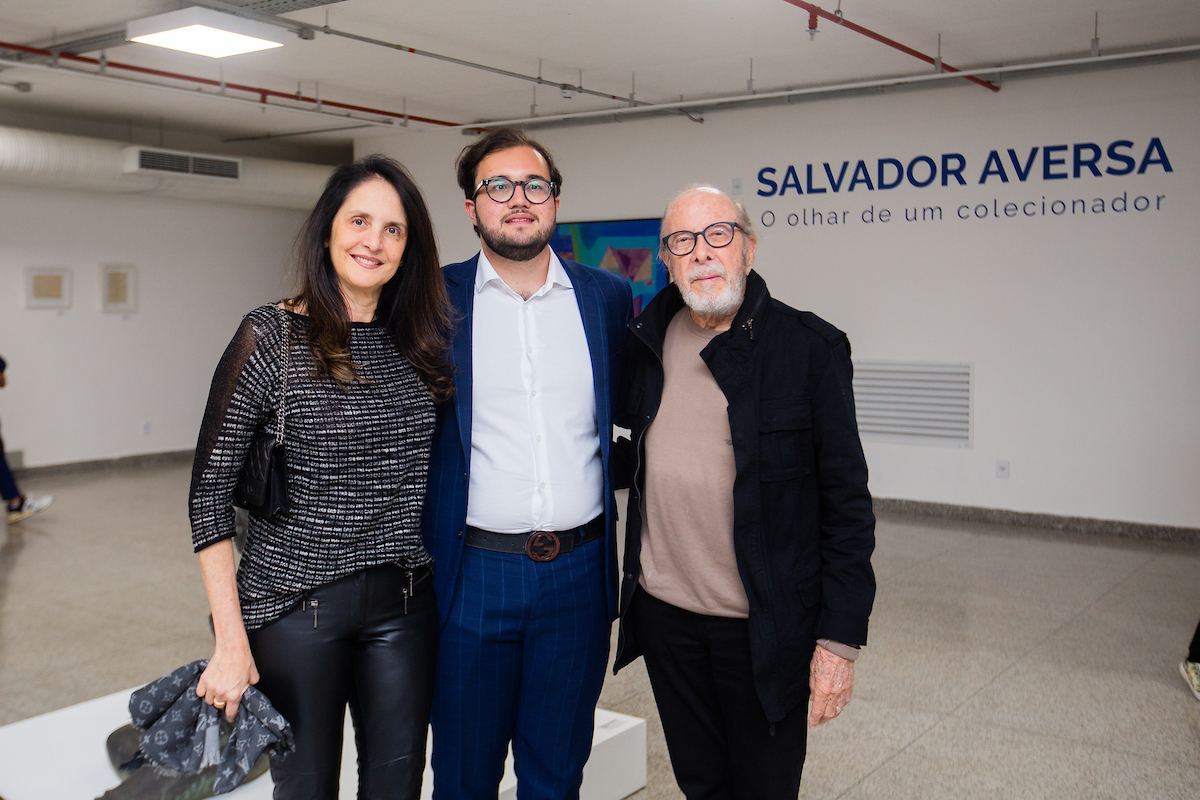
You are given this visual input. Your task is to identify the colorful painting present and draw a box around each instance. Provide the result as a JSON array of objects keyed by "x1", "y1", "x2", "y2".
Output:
[{"x1": 551, "y1": 218, "x2": 669, "y2": 316}]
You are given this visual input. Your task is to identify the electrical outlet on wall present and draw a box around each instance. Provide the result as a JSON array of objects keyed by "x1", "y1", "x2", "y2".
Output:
[
  {"x1": 996, "y1": 459, "x2": 1010, "y2": 479},
  {"x1": 141, "y1": 421, "x2": 152, "y2": 436}
]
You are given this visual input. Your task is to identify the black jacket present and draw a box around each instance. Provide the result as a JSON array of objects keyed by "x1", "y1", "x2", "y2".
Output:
[{"x1": 613, "y1": 270, "x2": 876, "y2": 722}]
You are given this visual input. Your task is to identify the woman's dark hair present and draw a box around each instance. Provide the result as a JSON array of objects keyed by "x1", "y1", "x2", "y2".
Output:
[{"x1": 292, "y1": 154, "x2": 454, "y2": 402}]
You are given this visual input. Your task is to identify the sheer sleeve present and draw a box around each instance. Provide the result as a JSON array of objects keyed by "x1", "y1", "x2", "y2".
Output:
[{"x1": 188, "y1": 308, "x2": 285, "y2": 552}]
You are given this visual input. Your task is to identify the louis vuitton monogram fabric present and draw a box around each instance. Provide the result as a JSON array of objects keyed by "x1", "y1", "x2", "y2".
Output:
[{"x1": 129, "y1": 660, "x2": 294, "y2": 794}]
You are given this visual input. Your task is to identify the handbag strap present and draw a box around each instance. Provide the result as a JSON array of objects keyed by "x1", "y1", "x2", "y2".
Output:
[{"x1": 275, "y1": 305, "x2": 290, "y2": 445}]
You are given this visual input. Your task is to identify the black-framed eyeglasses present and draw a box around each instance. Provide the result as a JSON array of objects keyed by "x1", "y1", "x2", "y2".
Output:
[
  {"x1": 473, "y1": 177, "x2": 558, "y2": 204},
  {"x1": 661, "y1": 221, "x2": 742, "y2": 257}
]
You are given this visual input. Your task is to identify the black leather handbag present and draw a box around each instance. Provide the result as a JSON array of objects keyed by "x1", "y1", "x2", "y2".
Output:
[{"x1": 233, "y1": 309, "x2": 290, "y2": 517}]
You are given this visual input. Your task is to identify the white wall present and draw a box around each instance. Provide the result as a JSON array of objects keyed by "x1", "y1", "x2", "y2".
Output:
[
  {"x1": 0, "y1": 186, "x2": 305, "y2": 467},
  {"x1": 359, "y1": 59, "x2": 1200, "y2": 528}
]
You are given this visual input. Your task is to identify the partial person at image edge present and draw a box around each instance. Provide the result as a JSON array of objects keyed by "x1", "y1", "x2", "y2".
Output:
[
  {"x1": 1183, "y1": 618, "x2": 1200, "y2": 701},
  {"x1": 0, "y1": 353, "x2": 54, "y2": 526}
]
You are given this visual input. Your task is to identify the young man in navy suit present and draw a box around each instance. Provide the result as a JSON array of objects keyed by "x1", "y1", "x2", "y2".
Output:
[{"x1": 423, "y1": 128, "x2": 633, "y2": 800}]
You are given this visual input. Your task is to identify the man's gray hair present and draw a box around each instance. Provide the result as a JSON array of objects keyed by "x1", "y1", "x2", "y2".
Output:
[{"x1": 658, "y1": 185, "x2": 758, "y2": 265}]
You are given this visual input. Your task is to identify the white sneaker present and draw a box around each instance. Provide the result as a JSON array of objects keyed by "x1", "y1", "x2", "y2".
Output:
[{"x1": 6, "y1": 494, "x2": 53, "y2": 524}]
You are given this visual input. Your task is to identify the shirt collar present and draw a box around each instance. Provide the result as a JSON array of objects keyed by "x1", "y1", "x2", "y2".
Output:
[{"x1": 475, "y1": 248, "x2": 573, "y2": 297}]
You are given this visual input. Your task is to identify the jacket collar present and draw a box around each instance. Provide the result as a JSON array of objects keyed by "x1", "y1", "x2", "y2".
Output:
[
  {"x1": 727, "y1": 269, "x2": 769, "y2": 340},
  {"x1": 443, "y1": 253, "x2": 479, "y2": 289},
  {"x1": 633, "y1": 269, "x2": 770, "y2": 352}
]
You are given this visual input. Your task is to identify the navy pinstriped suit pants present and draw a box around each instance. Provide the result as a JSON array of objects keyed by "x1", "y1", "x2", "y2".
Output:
[{"x1": 430, "y1": 536, "x2": 609, "y2": 800}]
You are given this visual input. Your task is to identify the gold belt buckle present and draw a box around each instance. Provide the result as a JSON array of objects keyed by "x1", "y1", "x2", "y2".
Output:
[{"x1": 525, "y1": 531, "x2": 561, "y2": 562}]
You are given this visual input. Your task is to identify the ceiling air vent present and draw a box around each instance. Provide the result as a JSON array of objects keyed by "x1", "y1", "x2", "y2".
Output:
[
  {"x1": 852, "y1": 360, "x2": 972, "y2": 447},
  {"x1": 244, "y1": 0, "x2": 347, "y2": 13},
  {"x1": 122, "y1": 147, "x2": 241, "y2": 180}
]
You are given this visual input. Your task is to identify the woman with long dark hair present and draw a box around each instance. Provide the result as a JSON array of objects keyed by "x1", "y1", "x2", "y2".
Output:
[{"x1": 188, "y1": 155, "x2": 453, "y2": 798}]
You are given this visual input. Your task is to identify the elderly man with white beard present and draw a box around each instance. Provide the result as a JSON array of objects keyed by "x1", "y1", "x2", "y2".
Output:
[{"x1": 612, "y1": 186, "x2": 877, "y2": 799}]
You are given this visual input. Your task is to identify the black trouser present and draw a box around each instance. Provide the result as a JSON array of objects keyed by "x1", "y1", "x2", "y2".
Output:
[
  {"x1": 1190, "y1": 618, "x2": 1200, "y2": 663},
  {"x1": 0, "y1": 426, "x2": 20, "y2": 502},
  {"x1": 628, "y1": 589, "x2": 808, "y2": 800},
  {"x1": 248, "y1": 564, "x2": 437, "y2": 800}
]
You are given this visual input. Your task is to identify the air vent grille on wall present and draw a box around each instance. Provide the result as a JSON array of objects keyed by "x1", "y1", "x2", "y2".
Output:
[
  {"x1": 191, "y1": 157, "x2": 240, "y2": 179},
  {"x1": 852, "y1": 360, "x2": 972, "y2": 446},
  {"x1": 139, "y1": 150, "x2": 189, "y2": 173},
  {"x1": 123, "y1": 147, "x2": 241, "y2": 179}
]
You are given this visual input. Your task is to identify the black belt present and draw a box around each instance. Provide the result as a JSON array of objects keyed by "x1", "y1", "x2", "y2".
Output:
[{"x1": 465, "y1": 516, "x2": 604, "y2": 562}]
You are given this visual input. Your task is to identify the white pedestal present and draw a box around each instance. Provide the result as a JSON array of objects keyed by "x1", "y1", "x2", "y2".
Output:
[{"x1": 0, "y1": 690, "x2": 646, "y2": 800}]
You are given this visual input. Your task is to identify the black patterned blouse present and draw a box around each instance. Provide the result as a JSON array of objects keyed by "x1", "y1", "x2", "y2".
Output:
[{"x1": 189, "y1": 305, "x2": 435, "y2": 630}]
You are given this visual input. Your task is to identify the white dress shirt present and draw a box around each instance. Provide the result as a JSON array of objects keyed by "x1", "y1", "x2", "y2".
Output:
[{"x1": 465, "y1": 250, "x2": 603, "y2": 533}]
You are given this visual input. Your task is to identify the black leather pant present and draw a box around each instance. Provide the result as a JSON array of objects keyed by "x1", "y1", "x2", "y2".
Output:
[{"x1": 248, "y1": 563, "x2": 437, "y2": 800}]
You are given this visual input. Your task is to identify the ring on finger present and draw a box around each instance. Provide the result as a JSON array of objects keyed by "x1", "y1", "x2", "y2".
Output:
[{"x1": 213, "y1": 699, "x2": 227, "y2": 709}]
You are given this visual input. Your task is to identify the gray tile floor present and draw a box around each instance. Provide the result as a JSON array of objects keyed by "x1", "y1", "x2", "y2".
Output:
[{"x1": 1, "y1": 461, "x2": 1198, "y2": 798}]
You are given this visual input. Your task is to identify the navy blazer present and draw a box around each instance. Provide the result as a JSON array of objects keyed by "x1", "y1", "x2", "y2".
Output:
[{"x1": 422, "y1": 254, "x2": 634, "y2": 627}]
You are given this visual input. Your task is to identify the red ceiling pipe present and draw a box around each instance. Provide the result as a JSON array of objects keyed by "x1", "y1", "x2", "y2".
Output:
[
  {"x1": 0, "y1": 39, "x2": 463, "y2": 126},
  {"x1": 784, "y1": 1, "x2": 1001, "y2": 93}
]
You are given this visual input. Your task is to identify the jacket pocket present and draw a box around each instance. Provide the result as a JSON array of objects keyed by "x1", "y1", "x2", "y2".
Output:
[
  {"x1": 759, "y1": 397, "x2": 812, "y2": 481},
  {"x1": 623, "y1": 383, "x2": 645, "y2": 423},
  {"x1": 796, "y1": 569, "x2": 822, "y2": 610}
]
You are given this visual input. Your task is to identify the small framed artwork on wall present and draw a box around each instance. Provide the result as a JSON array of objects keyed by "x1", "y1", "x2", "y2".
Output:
[
  {"x1": 101, "y1": 263, "x2": 137, "y2": 313},
  {"x1": 25, "y1": 266, "x2": 72, "y2": 309}
]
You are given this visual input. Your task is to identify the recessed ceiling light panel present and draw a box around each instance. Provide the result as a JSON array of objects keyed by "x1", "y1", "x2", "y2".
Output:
[{"x1": 127, "y1": 7, "x2": 286, "y2": 58}]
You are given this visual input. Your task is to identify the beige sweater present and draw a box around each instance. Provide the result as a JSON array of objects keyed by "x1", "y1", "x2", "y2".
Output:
[{"x1": 639, "y1": 309, "x2": 748, "y2": 618}]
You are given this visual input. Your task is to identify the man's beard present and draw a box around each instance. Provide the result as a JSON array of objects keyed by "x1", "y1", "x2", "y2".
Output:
[
  {"x1": 479, "y1": 220, "x2": 554, "y2": 262},
  {"x1": 677, "y1": 264, "x2": 747, "y2": 318}
]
